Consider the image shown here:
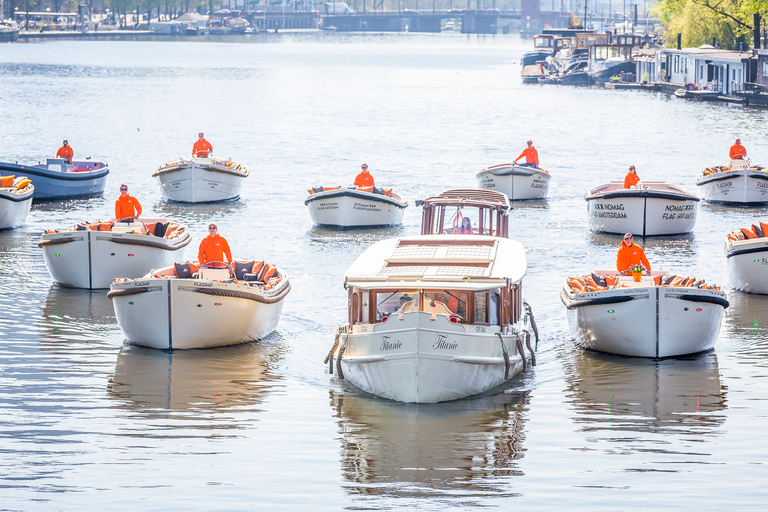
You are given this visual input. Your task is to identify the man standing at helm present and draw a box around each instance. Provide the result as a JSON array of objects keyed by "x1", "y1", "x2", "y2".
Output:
[
  {"x1": 193, "y1": 132, "x2": 213, "y2": 157},
  {"x1": 729, "y1": 138, "x2": 747, "y2": 160}
]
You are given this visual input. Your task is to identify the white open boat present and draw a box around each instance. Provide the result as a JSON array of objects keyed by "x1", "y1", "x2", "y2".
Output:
[
  {"x1": 561, "y1": 270, "x2": 728, "y2": 358},
  {"x1": 696, "y1": 159, "x2": 768, "y2": 204},
  {"x1": 305, "y1": 185, "x2": 407, "y2": 228},
  {"x1": 109, "y1": 260, "x2": 290, "y2": 349},
  {"x1": 586, "y1": 180, "x2": 699, "y2": 236},
  {"x1": 475, "y1": 163, "x2": 551, "y2": 200},
  {"x1": 38, "y1": 218, "x2": 192, "y2": 289},
  {"x1": 725, "y1": 221, "x2": 768, "y2": 294},
  {"x1": 153, "y1": 156, "x2": 249, "y2": 203},
  {"x1": 0, "y1": 175, "x2": 34, "y2": 230},
  {"x1": 326, "y1": 189, "x2": 537, "y2": 403}
]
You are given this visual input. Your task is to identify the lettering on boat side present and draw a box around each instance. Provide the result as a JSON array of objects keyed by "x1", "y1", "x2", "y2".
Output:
[
  {"x1": 531, "y1": 178, "x2": 546, "y2": 189},
  {"x1": 664, "y1": 204, "x2": 694, "y2": 211},
  {"x1": 662, "y1": 212, "x2": 695, "y2": 220},
  {"x1": 476, "y1": 326, "x2": 486, "y2": 332},
  {"x1": 135, "y1": 281, "x2": 150, "y2": 287},
  {"x1": 757, "y1": 182, "x2": 768, "y2": 189},
  {"x1": 193, "y1": 282, "x2": 213, "y2": 287},
  {"x1": 480, "y1": 177, "x2": 495, "y2": 187},
  {"x1": 433, "y1": 334, "x2": 458, "y2": 350},
  {"x1": 717, "y1": 182, "x2": 733, "y2": 189},
  {"x1": 593, "y1": 203, "x2": 624, "y2": 211},
  {"x1": 353, "y1": 202, "x2": 381, "y2": 212},
  {"x1": 316, "y1": 202, "x2": 338, "y2": 210},
  {"x1": 379, "y1": 335, "x2": 401, "y2": 351}
]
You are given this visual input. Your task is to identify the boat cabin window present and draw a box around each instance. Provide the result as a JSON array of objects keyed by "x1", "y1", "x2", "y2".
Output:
[
  {"x1": 373, "y1": 290, "x2": 420, "y2": 321},
  {"x1": 424, "y1": 290, "x2": 470, "y2": 321},
  {"x1": 426, "y1": 205, "x2": 503, "y2": 236},
  {"x1": 473, "y1": 291, "x2": 502, "y2": 325},
  {"x1": 369, "y1": 289, "x2": 474, "y2": 323}
]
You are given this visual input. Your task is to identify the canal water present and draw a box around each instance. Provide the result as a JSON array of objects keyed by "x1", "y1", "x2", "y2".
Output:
[{"x1": 1, "y1": 34, "x2": 767, "y2": 509}]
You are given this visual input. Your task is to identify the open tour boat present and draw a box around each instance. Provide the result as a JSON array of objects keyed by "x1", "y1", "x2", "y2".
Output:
[
  {"x1": 0, "y1": 175, "x2": 33, "y2": 230},
  {"x1": 153, "y1": 156, "x2": 249, "y2": 203},
  {"x1": 109, "y1": 260, "x2": 290, "y2": 350},
  {"x1": 696, "y1": 159, "x2": 768, "y2": 204},
  {"x1": 475, "y1": 163, "x2": 551, "y2": 200},
  {"x1": 305, "y1": 185, "x2": 407, "y2": 228},
  {"x1": 725, "y1": 221, "x2": 768, "y2": 294},
  {"x1": 0, "y1": 158, "x2": 108, "y2": 200},
  {"x1": 561, "y1": 270, "x2": 728, "y2": 358},
  {"x1": 586, "y1": 180, "x2": 699, "y2": 236},
  {"x1": 325, "y1": 189, "x2": 538, "y2": 403},
  {"x1": 39, "y1": 219, "x2": 192, "y2": 289}
]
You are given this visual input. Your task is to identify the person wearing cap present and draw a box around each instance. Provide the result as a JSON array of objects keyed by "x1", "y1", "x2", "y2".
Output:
[
  {"x1": 354, "y1": 163, "x2": 375, "y2": 187},
  {"x1": 513, "y1": 140, "x2": 539, "y2": 168},
  {"x1": 192, "y1": 132, "x2": 213, "y2": 158},
  {"x1": 616, "y1": 233, "x2": 651, "y2": 276},
  {"x1": 729, "y1": 138, "x2": 747, "y2": 160},
  {"x1": 56, "y1": 140, "x2": 74, "y2": 163},
  {"x1": 624, "y1": 165, "x2": 640, "y2": 189},
  {"x1": 114, "y1": 184, "x2": 142, "y2": 222},
  {"x1": 198, "y1": 224, "x2": 232, "y2": 268}
]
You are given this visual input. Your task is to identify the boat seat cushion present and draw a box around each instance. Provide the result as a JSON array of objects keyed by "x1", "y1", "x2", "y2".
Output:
[
  {"x1": 0, "y1": 175, "x2": 15, "y2": 188},
  {"x1": 242, "y1": 274, "x2": 264, "y2": 283},
  {"x1": 660, "y1": 274, "x2": 677, "y2": 286},
  {"x1": 372, "y1": 186, "x2": 384, "y2": 195},
  {"x1": 741, "y1": 227, "x2": 758, "y2": 239},
  {"x1": 752, "y1": 224, "x2": 764, "y2": 238},
  {"x1": 175, "y1": 262, "x2": 193, "y2": 278},
  {"x1": 154, "y1": 222, "x2": 169, "y2": 237},
  {"x1": 382, "y1": 188, "x2": 393, "y2": 197},
  {"x1": 590, "y1": 273, "x2": 607, "y2": 288},
  {"x1": 761, "y1": 222, "x2": 768, "y2": 238},
  {"x1": 261, "y1": 264, "x2": 277, "y2": 282},
  {"x1": 234, "y1": 261, "x2": 255, "y2": 280},
  {"x1": 15, "y1": 178, "x2": 31, "y2": 189}
]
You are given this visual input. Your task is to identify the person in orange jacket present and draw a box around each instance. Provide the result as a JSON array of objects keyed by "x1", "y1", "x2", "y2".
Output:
[
  {"x1": 513, "y1": 140, "x2": 539, "y2": 168},
  {"x1": 56, "y1": 139, "x2": 74, "y2": 163},
  {"x1": 192, "y1": 132, "x2": 213, "y2": 157},
  {"x1": 354, "y1": 163, "x2": 375, "y2": 187},
  {"x1": 198, "y1": 224, "x2": 232, "y2": 268},
  {"x1": 729, "y1": 138, "x2": 747, "y2": 160},
  {"x1": 114, "y1": 184, "x2": 142, "y2": 222},
  {"x1": 616, "y1": 233, "x2": 651, "y2": 275},
  {"x1": 624, "y1": 165, "x2": 640, "y2": 189}
]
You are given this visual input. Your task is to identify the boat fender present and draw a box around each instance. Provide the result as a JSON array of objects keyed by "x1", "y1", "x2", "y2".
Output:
[
  {"x1": 336, "y1": 331, "x2": 349, "y2": 380},
  {"x1": 678, "y1": 294, "x2": 729, "y2": 309},
  {"x1": 496, "y1": 333, "x2": 511, "y2": 379},
  {"x1": 524, "y1": 302, "x2": 539, "y2": 347},
  {"x1": 324, "y1": 327, "x2": 344, "y2": 374},
  {"x1": 525, "y1": 331, "x2": 536, "y2": 366},
  {"x1": 37, "y1": 237, "x2": 76, "y2": 248}
]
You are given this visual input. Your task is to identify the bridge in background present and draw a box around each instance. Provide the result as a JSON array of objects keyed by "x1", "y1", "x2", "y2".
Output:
[{"x1": 320, "y1": 10, "x2": 520, "y2": 34}]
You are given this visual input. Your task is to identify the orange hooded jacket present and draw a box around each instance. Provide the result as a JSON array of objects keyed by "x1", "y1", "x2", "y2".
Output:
[
  {"x1": 115, "y1": 194, "x2": 142, "y2": 220},
  {"x1": 624, "y1": 172, "x2": 640, "y2": 189},
  {"x1": 56, "y1": 145, "x2": 74, "y2": 161},
  {"x1": 193, "y1": 139, "x2": 213, "y2": 157},
  {"x1": 354, "y1": 171, "x2": 374, "y2": 187},
  {"x1": 515, "y1": 146, "x2": 539, "y2": 166},
  {"x1": 729, "y1": 143, "x2": 747, "y2": 159},
  {"x1": 616, "y1": 241, "x2": 651, "y2": 274},
  {"x1": 198, "y1": 233, "x2": 232, "y2": 266}
]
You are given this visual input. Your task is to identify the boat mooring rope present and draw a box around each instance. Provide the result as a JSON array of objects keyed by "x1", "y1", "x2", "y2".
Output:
[
  {"x1": 496, "y1": 333, "x2": 511, "y2": 379},
  {"x1": 525, "y1": 302, "x2": 539, "y2": 348},
  {"x1": 525, "y1": 331, "x2": 536, "y2": 366},
  {"x1": 335, "y1": 331, "x2": 349, "y2": 380},
  {"x1": 324, "y1": 327, "x2": 343, "y2": 374}
]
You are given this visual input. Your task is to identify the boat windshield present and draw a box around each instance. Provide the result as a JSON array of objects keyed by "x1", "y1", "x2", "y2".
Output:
[
  {"x1": 369, "y1": 288, "x2": 497, "y2": 325},
  {"x1": 429, "y1": 206, "x2": 498, "y2": 236}
]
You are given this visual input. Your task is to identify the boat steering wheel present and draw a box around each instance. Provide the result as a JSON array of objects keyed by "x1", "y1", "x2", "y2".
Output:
[{"x1": 201, "y1": 261, "x2": 233, "y2": 269}]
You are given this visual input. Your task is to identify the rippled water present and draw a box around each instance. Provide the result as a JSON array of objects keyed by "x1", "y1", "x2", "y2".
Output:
[{"x1": 1, "y1": 34, "x2": 767, "y2": 509}]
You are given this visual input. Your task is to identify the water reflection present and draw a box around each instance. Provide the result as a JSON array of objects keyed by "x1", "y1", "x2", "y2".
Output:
[
  {"x1": 152, "y1": 199, "x2": 247, "y2": 222},
  {"x1": 332, "y1": 389, "x2": 529, "y2": 500},
  {"x1": 723, "y1": 291, "x2": 768, "y2": 353},
  {"x1": 563, "y1": 351, "x2": 726, "y2": 435},
  {"x1": 701, "y1": 202, "x2": 768, "y2": 216},
  {"x1": 109, "y1": 342, "x2": 281, "y2": 413},
  {"x1": 508, "y1": 199, "x2": 550, "y2": 211},
  {"x1": 42, "y1": 285, "x2": 114, "y2": 325},
  {"x1": 587, "y1": 231, "x2": 696, "y2": 249}
]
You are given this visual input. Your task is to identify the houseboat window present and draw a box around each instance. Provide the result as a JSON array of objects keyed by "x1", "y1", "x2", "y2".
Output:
[
  {"x1": 374, "y1": 290, "x2": 419, "y2": 321},
  {"x1": 490, "y1": 294, "x2": 500, "y2": 325},
  {"x1": 474, "y1": 293, "x2": 488, "y2": 324},
  {"x1": 424, "y1": 290, "x2": 470, "y2": 322},
  {"x1": 762, "y1": 61, "x2": 768, "y2": 77},
  {"x1": 352, "y1": 292, "x2": 360, "y2": 324},
  {"x1": 361, "y1": 292, "x2": 369, "y2": 324}
]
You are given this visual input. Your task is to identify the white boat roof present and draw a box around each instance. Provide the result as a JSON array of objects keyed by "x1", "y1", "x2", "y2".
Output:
[{"x1": 344, "y1": 235, "x2": 526, "y2": 289}]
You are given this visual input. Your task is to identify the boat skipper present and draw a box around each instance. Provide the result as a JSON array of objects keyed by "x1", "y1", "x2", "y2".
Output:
[
  {"x1": 192, "y1": 132, "x2": 213, "y2": 157},
  {"x1": 616, "y1": 233, "x2": 651, "y2": 276},
  {"x1": 624, "y1": 165, "x2": 640, "y2": 189},
  {"x1": 198, "y1": 224, "x2": 232, "y2": 268},
  {"x1": 354, "y1": 164, "x2": 374, "y2": 187},
  {"x1": 56, "y1": 139, "x2": 74, "y2": 163},
  {"x1": 513, "y1": 140, "x2": 539, "y2": 168},
  {"x1": 114, "y1": 184, "x2": 142, "y2": 222},
  {"x1": 729, "y1": 138, "x2": 747, "y2": 160}
]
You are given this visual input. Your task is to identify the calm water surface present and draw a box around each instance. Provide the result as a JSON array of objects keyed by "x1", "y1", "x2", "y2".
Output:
[{"x1": 1, "y1": 34, "x2": 767, "y2": 510}]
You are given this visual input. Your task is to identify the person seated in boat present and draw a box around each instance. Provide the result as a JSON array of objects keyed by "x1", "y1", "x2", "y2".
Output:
[
  {"x1": 729, "y1": 138, "x2": 747, "y2": 160},
  {"x1": 198, "y1": 224, "x2": 232, "y2": 269},
  {"x1": 192, "y1": 132, "x2": 213, "y2": 158},
  {"x1": 114, "y1": 184, "x2": 142, "y2": 222},
  {"x1": 616, "y1": 233, "x2": 651, "y2": 276},
  {"x1": 513, "y1": 140, "x2": 539, "y2": 169},
  {"x1": 56, "y1": 139, "x2": 74, "y2": 163},
  {"x1": 354, "y1": 163, "x2": 374, "y2": 187},
  {"x1": 623, "y1": 165, "x2": 640, "y2": 189},
  {"x1": 458, "y1": 217, "x2": 473, "y2": 234}
]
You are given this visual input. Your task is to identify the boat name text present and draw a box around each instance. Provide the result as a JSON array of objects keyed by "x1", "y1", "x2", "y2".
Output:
[
  {"x1": 193, "y1": 282, "x2": 213, "y2": 287},
  {"x1": 433, "y1": 334, "x2": 458, "y2": 350},
  {"x1": 664, "y1": 204, "x2": 694, "y2": 212},
  {"x1": 353, "y1": 202, "x2": 382, "y2": 212},
  {"x1": 593, "y1": 203, "x2": 624, "y2": 211},
  {"x1": 379, "y1": 335, "x2": 402, "y2": 351}
]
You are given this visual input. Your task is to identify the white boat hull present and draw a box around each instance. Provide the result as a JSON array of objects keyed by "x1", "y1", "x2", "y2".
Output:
[
  {"x1": 0, "y1": 186, "x2": 33, "y2": 230},
  {"x1": 306, "y1": 189, "x2": 406, "y2": 228},
  {"x1": 153, "y1": 158, "x2": 247, "y2": 203},
  {"x1": 563, "y1": 284, "x2": 727, "y2": 358},
  {"x1": 586, "y1": 186, "x2": 698, "y2": 236},
  {"x1": 110, "y1": 277, "x2": 288, "y2": 350},
  {"x1": 696, "y1": 168, "x2": 768, "y2": 204},
  {"x1": 726, "y1": 238, "x2": 768, "y2": 294},
  {"x1": 340, "y1": 311, "x2": 525, "y2": 403},
  {"x1": 476, "y1": 164, "x2": 550, "y2": 200},
  {"x1": 39, "y1": 227, "x2": 191, "y2": 289}
]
